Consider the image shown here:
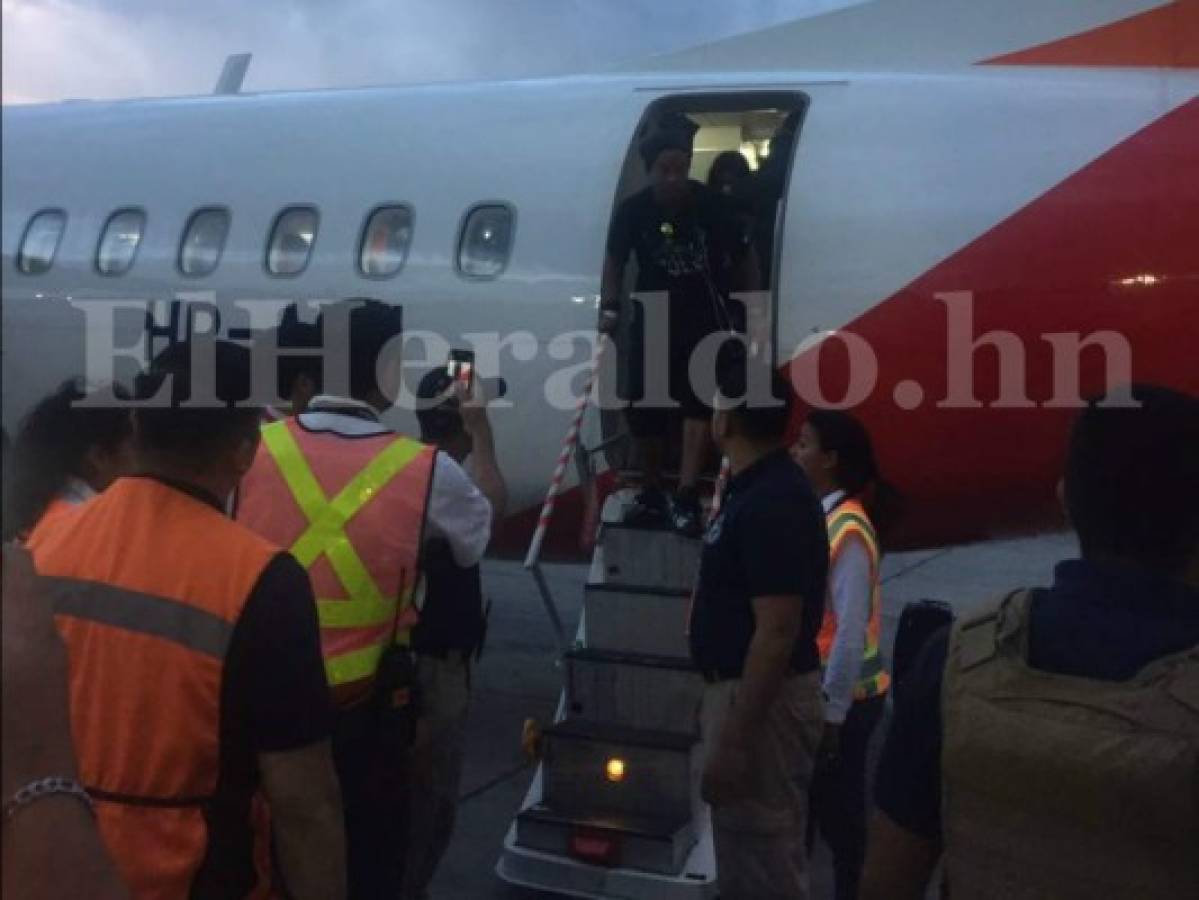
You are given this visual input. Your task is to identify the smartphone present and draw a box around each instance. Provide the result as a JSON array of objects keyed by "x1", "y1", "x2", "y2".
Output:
[{"x1": 447, "y1": 349, "x2": 475, "y2": 389}]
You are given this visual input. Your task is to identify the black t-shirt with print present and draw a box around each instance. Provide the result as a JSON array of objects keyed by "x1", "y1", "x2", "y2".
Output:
[{"x1": 607, "y1": 182, "x2": 751, "y2": 349}]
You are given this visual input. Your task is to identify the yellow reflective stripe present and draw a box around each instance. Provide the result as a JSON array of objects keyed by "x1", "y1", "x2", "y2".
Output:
[
  {"x1": 288, "y1": 436, "x2": 426, "y2": 571},
  {"x1": 324, "y1": 628, "x2": 413, "y2": 686},
  {"x1": 261, "y1": 423, "x2": 387, "y2": 607},
  {"x1": 325, "y1": 642, "x2": 384, "y2": 686},
  {"x1": 259, "y1": 423, "x2": 428, "y2": 685},
  {"x1": 316, "y1": 587, "x2": 414, "y2": 629},
  {"x1": 828, "y1": 513, "x2": 879, "y2": 556},
  {"x1": 260, "y1": 423, "x2": 328, "y2": 523}
]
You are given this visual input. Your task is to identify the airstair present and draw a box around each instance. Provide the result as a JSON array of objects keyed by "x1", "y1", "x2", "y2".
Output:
[
  {"x1": 496, "y1": 495, "x2": 718, "y2": 898},
  {"x1": 496, "y1": 335, "x2": 721, "y2": 897}
]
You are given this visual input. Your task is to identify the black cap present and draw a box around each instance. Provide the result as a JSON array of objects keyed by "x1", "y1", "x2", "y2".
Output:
[{"x1": 639, "y1": 112, "x2": 698, "y2": 169}]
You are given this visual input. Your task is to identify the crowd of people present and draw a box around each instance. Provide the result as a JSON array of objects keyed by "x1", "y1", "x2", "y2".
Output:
[
  {"x1": 687, "y1": 367, "x2": 1198, "y2": 900},
  {"x1": 2, "y1": 109, "x2": 1196, "y2": 900},
  {"x1": 2, "y1": 299, "x2": 505, "y2": 900}
]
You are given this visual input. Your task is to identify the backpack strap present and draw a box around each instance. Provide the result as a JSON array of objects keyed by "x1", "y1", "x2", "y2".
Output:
[{"x1": 951, "y1": 589, "x2": 1032, "y2": 673}]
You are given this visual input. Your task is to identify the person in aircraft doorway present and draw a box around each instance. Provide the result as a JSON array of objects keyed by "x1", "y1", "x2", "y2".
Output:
[{"x1": 600, "y1": 114, "x2": 761, "y2": 537}]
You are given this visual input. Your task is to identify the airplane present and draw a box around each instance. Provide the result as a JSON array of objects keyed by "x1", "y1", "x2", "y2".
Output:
[{"x1": 2, "y1": 0, "x2": 1197, "y2": 566}]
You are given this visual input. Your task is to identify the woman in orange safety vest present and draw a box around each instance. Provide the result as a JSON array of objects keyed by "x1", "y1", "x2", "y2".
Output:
[
  {"x1": 793, "y1": 409, "x2": 898, "y2": 900},
  {"x1": 5, "y1": 378, "x2": 134, "y2": 541}
]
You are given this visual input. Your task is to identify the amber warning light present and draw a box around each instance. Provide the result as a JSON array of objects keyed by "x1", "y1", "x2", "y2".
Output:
[{"x1": 605, "y1": 758, "x2": 626, "y2": 783}]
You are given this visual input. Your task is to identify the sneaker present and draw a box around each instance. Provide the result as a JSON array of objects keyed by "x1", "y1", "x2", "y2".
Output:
[
  {"x1": 624, "y1": 487, "x2": 669, "y2": 526},
  {"x1": 670, "y1": 490, "x2": 703, "y2": 538}
]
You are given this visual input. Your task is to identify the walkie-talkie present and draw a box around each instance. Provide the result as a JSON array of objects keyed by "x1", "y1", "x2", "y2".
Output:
[{"x1": 373, "y1": 568, "x2": 420, "y2": 749}]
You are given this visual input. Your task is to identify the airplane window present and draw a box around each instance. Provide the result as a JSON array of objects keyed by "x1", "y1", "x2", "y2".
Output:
[
  {"x1": 96, "y1": 208, "x2": 146, "y2": 276},
  {"x1": 359, "y1": 205, "x2": 413, "y2": 278},
  {"x1": 457, "y1": 204, "x2": 514, "y2": 279},
  {"x1": 179, "y1": 207, "x2": 230, "y2": 277},
  {"x1": 267, "y1": 206, "x2": 319, "y2": 276},
  {"x1": 17, "y1": 209, "x2": 67, "y2": 275}
]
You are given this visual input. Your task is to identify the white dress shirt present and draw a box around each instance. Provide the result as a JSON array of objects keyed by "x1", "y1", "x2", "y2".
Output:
[
  {"x1": 296, "y1": 396, "x2": 492, "y2": 568},
  {"x1": 821, "y1": 489, "x2": 874, "y2": 725}
]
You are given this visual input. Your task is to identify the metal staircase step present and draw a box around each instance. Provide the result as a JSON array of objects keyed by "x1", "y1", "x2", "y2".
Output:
[
  {"x1": 599, "y1": 521, "x2": 702, "y2": 592},
  {"x1": 542, "y1": 719, "x2": 699, "y2": 823},
  {"x1": 565, "y1": 647, "x2": 703, "y2": 737},
  {"x1": 514, "y1": 805, "x2": 697, "y2": 875},
  {"x1": 584, "y1": 583, "x2": 693, "y2": 660}
]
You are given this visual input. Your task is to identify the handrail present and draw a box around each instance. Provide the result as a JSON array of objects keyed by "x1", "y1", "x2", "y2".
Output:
[{"x1": 523, "y1": 333, "x2": 609, "y2": 653}]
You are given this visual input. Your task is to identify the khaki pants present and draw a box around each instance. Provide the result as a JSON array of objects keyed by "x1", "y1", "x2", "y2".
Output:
[
  {"x1": 700, "y1": 671, "x2": 824, "y2": 900},
  {"x1": 400, "y1": 653, "x2": 470, "y2": 900}
]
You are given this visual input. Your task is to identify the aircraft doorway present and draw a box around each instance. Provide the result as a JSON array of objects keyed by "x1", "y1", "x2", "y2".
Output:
[{"x1": 599, "y1": 91, "x2": 808, "y2": 476}]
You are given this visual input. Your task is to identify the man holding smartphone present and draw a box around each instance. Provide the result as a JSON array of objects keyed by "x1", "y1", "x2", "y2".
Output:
[{"x1": 399, "y1": 363, "x2": 508, "y2": 900}]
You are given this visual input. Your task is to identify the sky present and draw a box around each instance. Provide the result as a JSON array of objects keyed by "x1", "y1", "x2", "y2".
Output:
[{"x1": 1, "y1": 0, "x2": 862, "y2": 104}]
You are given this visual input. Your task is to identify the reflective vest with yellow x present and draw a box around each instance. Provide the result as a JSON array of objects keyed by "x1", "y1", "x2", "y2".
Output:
[{"x1": 248, "y1": 420, "x2": 435, "y2": 690}]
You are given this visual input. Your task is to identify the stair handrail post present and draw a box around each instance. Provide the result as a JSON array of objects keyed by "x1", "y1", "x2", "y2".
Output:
[{"x1": 524, "y1": 333, "x2": 609, "y2": 653}]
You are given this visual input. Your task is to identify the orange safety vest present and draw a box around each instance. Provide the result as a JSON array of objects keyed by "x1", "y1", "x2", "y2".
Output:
[
  {"x1": 236, "y1": 417, "x2": 435, "y2": 707},
  {"x1": 16, "y1": 492, "x2": 90, "y2": 544},
  {"x1": 28, "y1": 477, "x2": 280, "y2": 900},
  {"x1": 815, "y1": 497, "x2": 891, "y2": 700}
]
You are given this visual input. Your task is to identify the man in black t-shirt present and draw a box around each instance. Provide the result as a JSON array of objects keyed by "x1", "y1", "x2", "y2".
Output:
[
  {"x1": 401, "y1": 367, "x2": 508, "y2": 900},
  {"x1": 600, "y1": 119, "x2": 761, "y2": 536},
  {"x1": 690, "y1": 360, "x2": 828, "y2": 900}
]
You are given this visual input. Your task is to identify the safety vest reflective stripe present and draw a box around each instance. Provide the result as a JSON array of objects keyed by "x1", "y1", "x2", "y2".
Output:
[
  {"x1": 46, "y1": 576, "x2": 235, "y2": 660},
  {"x1": 822, "y1": 499, "x2": 891, "y2": 699},
  {"x1": 259, "y1": 422, "x2": 425, "y2": 677},
  {"x1": 828, "y1": 512, "x2": 878, "y2": 557}
]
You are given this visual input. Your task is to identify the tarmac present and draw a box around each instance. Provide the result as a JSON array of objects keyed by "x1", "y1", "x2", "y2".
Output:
[{"x1": 429, "y1": 530, "x2": 1077, "y2": 899}]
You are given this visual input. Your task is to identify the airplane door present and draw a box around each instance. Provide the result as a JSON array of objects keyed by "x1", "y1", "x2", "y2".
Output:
[{"x1": 599, "y1": 91, "x2": 809, "y2": 473}]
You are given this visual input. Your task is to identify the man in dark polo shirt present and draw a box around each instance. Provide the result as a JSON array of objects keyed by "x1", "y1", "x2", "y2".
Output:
[
  {"x1": 401, "y1": 367, "x2": 508, "y2": 900},
  {"x1": 861, "y1": 385, "x2": 1199, "y2": 900},
  {"x1": 690, "y1": 358, "x2": 829, "y2": 900}
]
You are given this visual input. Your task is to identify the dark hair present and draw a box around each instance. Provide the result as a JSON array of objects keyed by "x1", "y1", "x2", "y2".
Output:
[
  {"x1": 4, "y1": 379, "x2": 132, "y2": 538},
  {"x1": 805, "y1": 409, "x2": 902, "y2": 544},
  {"x1": 277, "y1": 303, "x2": 323, "y2": 399},
  {"x1": 708, "y1": 150, "x2": 750, "y2": 192},
  {"x1": 716, "y1": 355, "x2": 793, "y2": 442},
  {"x1": 317, "y1": 298, "x2": 403, "y2": 403},
  {"x1": 415, "y1": 367, "x2": 463, "y2": 442},
  {"x1": 1065, "y1": 384, "x2": 1199, "y2": 576},
  {"x1": 639, "y1": 112, "x2": 698, "y2": 170},
  {"x1": 133, "y1": 340, "x2": 261, "y2": 464}
]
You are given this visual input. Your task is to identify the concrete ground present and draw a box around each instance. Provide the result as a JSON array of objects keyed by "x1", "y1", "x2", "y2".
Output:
[{"x1": 428, "y1": 531, "x2": 1076, "y2": 899}]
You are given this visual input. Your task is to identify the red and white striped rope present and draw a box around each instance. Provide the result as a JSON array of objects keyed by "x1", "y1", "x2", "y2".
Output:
[
  {"x1": 708, "y1": 456, "x2": 731, "y2": 524},
  {"x1": 524, "y1": 335, "x2": 608, "y2": 568}
]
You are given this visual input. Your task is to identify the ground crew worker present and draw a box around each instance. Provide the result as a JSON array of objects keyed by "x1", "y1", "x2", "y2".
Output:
[
  {"x1": 690, "y1": 358, "x2": 828, "y2": 900},
  {"x1": 236, "y1": 300, "x2": 493, "y2": 899},
  {"x1": 27, "y1": 339, "x2": 346, "y2": 900},
  {"x1": 399, "y1": 367, "x2": 509, "y2": 900},
  {"x1": 2, "y1": 543, "x2": 128, "y2": 900},
  {"x1": 4, "y1": 378, "x2": 134, "y2": 540},
  {"x1": 861, "y1": 384, "x2": 1199, "y2": 900},
  {"x1": 792, "y1": 410, "x2": 893, "y2": 900}
]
